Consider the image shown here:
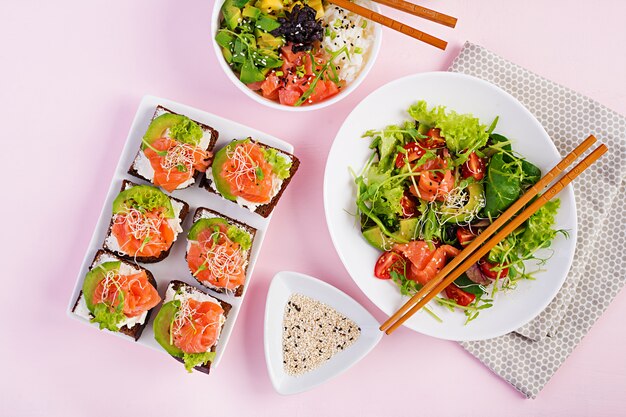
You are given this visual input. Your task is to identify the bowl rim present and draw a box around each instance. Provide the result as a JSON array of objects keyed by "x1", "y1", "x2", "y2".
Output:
[{"x1": 210, "y1": 0, "x2": 383, "y2": 112}]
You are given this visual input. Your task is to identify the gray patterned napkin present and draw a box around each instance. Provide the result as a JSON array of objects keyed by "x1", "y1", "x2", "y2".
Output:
[{"x1": 448, "y1": 42, "x2": 626, "y2": 398}]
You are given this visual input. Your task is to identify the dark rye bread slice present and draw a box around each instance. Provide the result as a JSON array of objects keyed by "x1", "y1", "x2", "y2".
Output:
[
  {"x1": 186, "y1": 207, "x2": 257, "y2": 297},
  {"x1": 103, "y1": 179, "x2": 189, "y2": 263},
  {"x1": 128, "y1": 105, "x2": 219, "y2": 190},
  {"x1": 200, "y1": 138, "x2": 300, "y2": 218},
  {"x1": 167, "y1": 280, "x2": 232, "y2": 374},
  {"x1": 72, "y1": 249, "x2": 158, "y2": 341}
]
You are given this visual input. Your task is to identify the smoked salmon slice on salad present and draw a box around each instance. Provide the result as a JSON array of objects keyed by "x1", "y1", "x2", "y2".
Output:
[
  {"x1": 186, "y1": 207, "x2": 256, "y2": 297},
  {"x1": 202, "y1": 138, "x2": 300, "y2": 218},
  {"x1": 153, "y1": 280, "x2": 231, "y2": 374},
  {"x1": 129, "y1": 106, "x2": 218, "y2": 192},
  {"x1": 104, "y1": 180, "x2": 189, "y2": 263},
  {"x1": 72, "y1": 250, "x2": 161, "y2": 340}
]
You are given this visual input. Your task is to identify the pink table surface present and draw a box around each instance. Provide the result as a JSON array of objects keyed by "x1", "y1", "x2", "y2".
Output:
[{"x1": 2, "y1": 0, "x2": 625, "y2": 415}]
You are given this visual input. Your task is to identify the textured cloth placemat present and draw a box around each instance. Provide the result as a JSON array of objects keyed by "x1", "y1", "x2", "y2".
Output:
[{"x1": 449, "y1": 42, "x2": 626, "y2": 398}]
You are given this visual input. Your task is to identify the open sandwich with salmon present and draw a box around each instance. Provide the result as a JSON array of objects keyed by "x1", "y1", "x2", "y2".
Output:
[
  {"x1": 104, "y1": 180, "x2": 189, "y2": 263},
  {"x1": 129, "y1": 106, "x2": 218, "y2": 192},
  {"x1": 72, "y1": 250, "x2": 161, "y2": 340},
  {"x1": 186, "y1": 207, "x2": 256, "y2": 297},
  {"x1": 154, "y1": 280, "x2": 232, "y2": 373},
  {"x1": 356, "y1": 101, "x2": 564, "y2": 323},
  {"x1": 201, "y1": 138, "x2": 299, "y2": 217}
]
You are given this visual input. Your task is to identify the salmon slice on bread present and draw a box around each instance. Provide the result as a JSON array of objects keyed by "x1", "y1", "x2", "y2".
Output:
[
  {"x1": 72, "y1": 250, "x2": 160, "y2": 341},
  {"x1": 129, "y1": 106, "x2": 219, "y2": 192},
  {"x1": 153, "y1": 280, "x2": 232, "y2": 374},
  {"x1": 103, "y1": 180, "x2": 189, "y2": 263},
  {"x1": 201, "y1": 138, "x2": 299, "y2": 218},
  {"x1": 186, "y1": 207, "x2": 256, "y2": 297}
]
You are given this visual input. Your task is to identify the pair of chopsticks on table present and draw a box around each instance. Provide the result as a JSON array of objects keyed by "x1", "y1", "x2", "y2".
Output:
[
  {"x1": 380, "y1": 135, "x2": 608, "y2": 335},
  {"x1": 327, "y1": 0, "x2": 456, "y2": 50}
]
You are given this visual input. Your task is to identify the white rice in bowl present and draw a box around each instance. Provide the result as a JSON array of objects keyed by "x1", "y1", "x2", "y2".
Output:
[{"x1": 321, "y1": 0, "x2": 375, "y2": 85}]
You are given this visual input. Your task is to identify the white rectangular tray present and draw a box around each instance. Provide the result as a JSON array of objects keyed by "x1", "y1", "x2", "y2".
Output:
[{"x1": 67, "y1": 95, "x2": 295, "y2": 369}]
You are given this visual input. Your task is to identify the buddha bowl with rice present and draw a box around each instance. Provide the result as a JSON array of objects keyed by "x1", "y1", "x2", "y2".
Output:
[{"x1": 212, "y1": 0, "x2": 381, "y2": 110}]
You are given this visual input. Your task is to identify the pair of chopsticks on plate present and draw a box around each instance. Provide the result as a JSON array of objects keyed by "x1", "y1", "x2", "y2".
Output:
[
  {"x1": 380, "y1": 135, "x2": 608, "y2": 335},
  {"x1": 327, "y1": 0, "x2": 456, "y2": 50}
]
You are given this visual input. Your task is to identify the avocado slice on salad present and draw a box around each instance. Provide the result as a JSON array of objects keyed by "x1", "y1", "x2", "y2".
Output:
[
  {"x1": 362, "y1": 218, "x2": 419, "y2": 250},
  {"x1": 440, "y1": 182, "x2": 484, "y2": 224},
  {"x1": 153, "y1": 301, "x2": 185, "y2": 357},
  {"x1": 112, "y1": 185, "x2": 175, "y2": 218},
  {"x1": 187, "y1": 218, "x2": 229, "y2": 240},
  {"x1": 211, "y1": 141, "x2": 243, "y2": 201},
  {"x1": 82, "y1": 262, "x2": 122, "y2": 313},
  {"x1": 222, "y1": 0, "x2": 243, "y2": 30}
]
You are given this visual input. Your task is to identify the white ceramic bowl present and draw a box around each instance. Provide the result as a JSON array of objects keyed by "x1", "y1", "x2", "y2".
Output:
[
  {"x1": 323, "y1": 72, "x2": 578, "y2": 341},
  {"x1": 210, "y1": 0, "x2": 382, "y2": 111},
  {"x1": 264, "y1": 271, "x2": 382, "y2": 395}
]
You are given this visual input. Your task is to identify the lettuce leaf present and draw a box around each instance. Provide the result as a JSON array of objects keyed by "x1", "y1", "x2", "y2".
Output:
[
  {"x1": 182, "y1": 351, "x2": 216, "y2": 373},
  {"x1": 170, "y1": 117, "x2": 203, "y2": 146},
  {"x1": 519, "y1": 199, "x2": 561, "y2": 255},
  {"x1": 365, "y1": 164, "x2": 404, "y2": 221},
  {"x1": 262, "y1": 147, "x2": 292, "y2": 179},
  {"x1": 90, "y1": 292, "x2": 125, "y2": 332},
  {"x1": 362, "y1": 122, "x2": 416, "y2": 172},
  {"x1": 112, "y1": 185, "x2": 175, "y2": 217},
  {"x1": 390, "y1": 270, "x2": 421, "y2": 296},
  {"x1": 227, "y1": 225, "x2": 252, "y2": 251},
  {"x1": 408, "y1": 100, "x2": 489, "y2": 154},
  {"x1": 483, "y1": 153, "x2": 521, "y2": 217}
]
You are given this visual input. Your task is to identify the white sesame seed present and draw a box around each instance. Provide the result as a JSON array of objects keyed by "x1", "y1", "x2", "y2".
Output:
[{"x1": 282, "y1": 293, "x2": 361, "y2": 376}]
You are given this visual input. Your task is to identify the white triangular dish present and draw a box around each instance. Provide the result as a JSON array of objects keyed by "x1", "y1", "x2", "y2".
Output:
[{"x1": 264, "y1": 271, "x2": 382, "y2": 395}]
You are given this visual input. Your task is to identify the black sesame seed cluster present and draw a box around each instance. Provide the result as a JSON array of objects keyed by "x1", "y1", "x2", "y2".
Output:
[{"x1": 282, "y1": 293, "x2": 361, "y2": 376}]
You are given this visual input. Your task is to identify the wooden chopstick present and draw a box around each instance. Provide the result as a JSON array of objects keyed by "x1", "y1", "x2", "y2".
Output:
[
  {"x1": 326, "y1": 0, "x2": 448, "y2": 50},
  {"x1": 381, "y1": 136, "x2": 604, "y2": 334},
  {"x1": 370, "y1": 0, "x2": 457, "y2": 28}
]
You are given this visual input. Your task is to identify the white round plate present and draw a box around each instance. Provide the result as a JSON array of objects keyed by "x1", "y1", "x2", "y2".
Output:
[
  {"x1": 264, "y1": 271, "x2": 382, "y2": 395},
  {"x1": 323, "y1": 72, "x2": 577, "y2": 341}
]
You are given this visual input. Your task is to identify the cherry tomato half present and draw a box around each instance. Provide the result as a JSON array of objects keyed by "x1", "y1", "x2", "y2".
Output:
[
  {"x1": 456, "y1": 227, "x2": 477, "y2": 247},
  {"x1": 461, "y1": 152, "x2": 486, "y2": 181},
  {"x1": 420, "y1": 128, "x2": 446, "y2": 149},
  {"x1": 400, "y1": 192, "x2": 418, "y2": 218},
  {"x1": 444, "y1": 284, "x2": 476, "y2": 306},
  {"x1": 395, "y1": 142, "x2": 426, "y2": 168},
  {"x1": 478, "y1": 257, "x2": 509, "y2": 279},
  {"x1": 374, "y1": 251, "x2": 406, "y2": 280}
]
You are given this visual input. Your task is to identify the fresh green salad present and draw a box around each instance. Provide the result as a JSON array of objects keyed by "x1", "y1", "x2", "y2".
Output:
[{"x1": 355, "y1": 101, "x2": 565, "y2": 323}]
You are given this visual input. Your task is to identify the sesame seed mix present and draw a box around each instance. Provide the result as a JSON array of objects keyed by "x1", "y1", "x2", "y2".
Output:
[{"x1": 282, "y1": 293, "x2": 361, "y2": 376}]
